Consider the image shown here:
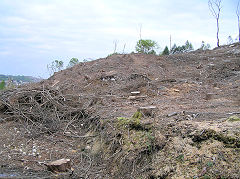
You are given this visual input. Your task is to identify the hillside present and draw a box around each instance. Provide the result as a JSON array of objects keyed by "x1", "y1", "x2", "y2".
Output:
[
  {"x1": 0, "y1": 74, "x2": 42, "y2": 84},
  {"x1": 0, "y1": 43, "x2": 239, "y2": 178}
]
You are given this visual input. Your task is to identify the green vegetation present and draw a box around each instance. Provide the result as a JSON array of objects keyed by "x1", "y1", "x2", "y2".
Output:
[
  {"x1": 0, "y1": 80, "x2": 5, "y2": 90},
  {"x1": 47, "y1": 60, "x2": 64, "y2": 75},
  {"x1": 176, "y1": 154, "x2": 184, "y2": 162},
  {"x1": 227, "y1": 115, "x2": 240, "y2": 122},
  {"x1": 107, "y1": 52, "x2": 121, "y2": 57},
  {"x1": 117, "y1": 116, "x2": 141, "y2": 129},
  {"x1": 192, "y1": 129, "x2": 240, "y2": 148},
  {"x1": 116, "y1": 111, "x2": 155, "y2": 152},
  {"x1": 135, "y1": 39, "x2": 158, "y2": 54},
  {"x1": 161, "y1": 46, "x2": 170, "y2": 55},
  {"x1": 0, "y1": 75, "x2": 39, "y2": 83},
  {"x1": 170, "y1": 40, "x2": 194, "y2": 54},
  {"x1": 67, "y1": 58, "x2": 79, "y2": 68},
  {"x1": 132, "y1": 110, "x2": 142, "y2": 119}
]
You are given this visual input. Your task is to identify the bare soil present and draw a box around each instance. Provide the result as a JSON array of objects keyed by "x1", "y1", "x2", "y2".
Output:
[{"x1": 0, "y1": 43, "x2": 240, "y2": 178}]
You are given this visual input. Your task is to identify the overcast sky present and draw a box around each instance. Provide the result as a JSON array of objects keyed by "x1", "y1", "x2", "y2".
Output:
[{"x1": 0, "y1": 0, "x2": 238, "y2": 78}]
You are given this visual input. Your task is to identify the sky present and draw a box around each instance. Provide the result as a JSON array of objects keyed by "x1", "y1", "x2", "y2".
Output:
[{"x1": 0, "y1": 0, "x2": 238, "y2": 78}]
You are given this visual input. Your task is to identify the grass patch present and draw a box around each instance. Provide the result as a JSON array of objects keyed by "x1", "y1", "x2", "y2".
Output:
[
  {"x1": 227, "y1": 115, "x2": 240, "y2": 122},
  {"x1": 192, "y1": 129, "x2": 240, "y2": 148},
  {"x1": 116, "y1": 111, "x2": 155, "y2": 152}
]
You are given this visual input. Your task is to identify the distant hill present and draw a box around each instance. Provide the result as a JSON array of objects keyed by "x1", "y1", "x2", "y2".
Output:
[{"x1": 0, "y1": 74, "x2": 42, "y2": 83}]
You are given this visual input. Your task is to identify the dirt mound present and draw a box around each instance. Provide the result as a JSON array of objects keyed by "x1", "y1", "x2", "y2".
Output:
[{"x1": 0, "y1": 43, "x2": 240, "y2": 178}]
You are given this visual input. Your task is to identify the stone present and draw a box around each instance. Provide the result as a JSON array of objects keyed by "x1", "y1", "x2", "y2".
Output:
[{"x1": 46, "y1": 158, "x2": 71, "y2": 173}]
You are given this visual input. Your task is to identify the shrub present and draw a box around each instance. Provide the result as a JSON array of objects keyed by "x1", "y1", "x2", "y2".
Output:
[{"x1": 0, "y1": 80, "x2": 5, "y2": 90}]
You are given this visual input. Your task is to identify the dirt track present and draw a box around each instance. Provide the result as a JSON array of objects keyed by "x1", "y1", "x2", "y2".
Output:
[{"x1": 0, "y1": 43, "x2": 239, "y2": 178}]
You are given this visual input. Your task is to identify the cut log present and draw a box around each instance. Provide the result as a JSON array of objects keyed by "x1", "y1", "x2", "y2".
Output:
[
  {"x1": 167, "y1": 112, "x2": 178, "y2": 117},
  {"x1": 130, "y1": 91, "x2": 141, "y2": 95},
  {"x1": 128, "y1": 96, "x2": 147, "y2": 100},
  {"x1": 138, "y1": 106, "x2": 157, "y2": 117},
  {"x1": 46, "y1": 158, "x2": 71, "y2": 173}
]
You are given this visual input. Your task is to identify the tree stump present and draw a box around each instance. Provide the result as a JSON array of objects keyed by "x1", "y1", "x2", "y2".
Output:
[
  {"x1": 138, "y1": 106, "x2": 157, "y2": 117},
  {"x1": 46, "y1": 158, "x2": 71, "y2": 173}
]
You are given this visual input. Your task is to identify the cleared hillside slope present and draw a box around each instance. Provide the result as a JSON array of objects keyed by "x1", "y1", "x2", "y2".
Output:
[{"x1": 0, "y1": 43, "x2": 239, "y2": 178}]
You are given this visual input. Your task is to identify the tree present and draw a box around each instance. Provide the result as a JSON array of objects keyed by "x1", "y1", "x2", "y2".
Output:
[
  {"x1": 199, "y1": 41, "x2": 211, "y2": 50},
  {"x1": 236, "y1": 0, "x2": 240, "y2": 42},
  {"x1": 0, "y1": 80, "x2": 5, "y2": 90},
  {"x1": 135, "y1": 39, "x2": 158, "y2": 54},
  {"x1": 184, "y1": 40, "x2": 194, "y2": 52},
  {"x1": 161, "y1": 46, "x2": 170, "y2": 55},
  {"x1": 208, "y1": 0, "x2": 222, "y2": 47},
  {"x1": 47, "y1": 60, "x2": 64, "y2": 76},
  {"x1": 67, "y1": 58, "x2": 79, "y2": 68},
  {"x1": 170, "y1": 41, "x2": 194, "y2": 54},
  {"x1": 170, "y1": 44, "x2": 178, "y2": 54}
]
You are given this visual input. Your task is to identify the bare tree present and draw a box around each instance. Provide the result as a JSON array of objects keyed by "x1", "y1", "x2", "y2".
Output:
[
  {"x1": 113, "y1": 40, "x2": 118, "y2": 53},
  {"x1": 139, "y1": 24, "x2": 142, "y2": 40},
  {"x1": 170, "y1": 35, "x2": 172, "y2": 51},
  {"x1": 122, "y1": 43, "x2": 126, "y2": 54},
  {"x1": 237, "y1": 0, "x2": 240, "y2": 42},
  {"x1": 208, "y1": 0, "x2": 222, "y2": 47}
]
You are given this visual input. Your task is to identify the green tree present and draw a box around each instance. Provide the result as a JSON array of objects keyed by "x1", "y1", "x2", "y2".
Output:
[
  {"x1": 170, "y1": 44, "x2": 178, "y2": 54},
  {"x1": 161, "y1": 46, "x2": 170, "y2": 55},
  {"x1": 55, "y1": 60, "x2": 64, "y2": 71},
  {"x1": 47, "y1": 60, "x2": 64, "y2": 76},
  {"x1": 170, "y1": 41, "x2": 194, "y2": 54},
  {"x1": 170, "y1": 44, "x2": 184, "y2": 54},
  {"x1": 184, "y1": 40, "x2": 194, "y2": 52},
  {"x1": 0, "y1": 80, "x2": 5, "y2": 90},
  {"x1": 135, "y1": 39, "x2": 158, "y2": 54},
  {"x1": 67, "y1": 58, "x2": 79, "y2": 68}
]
